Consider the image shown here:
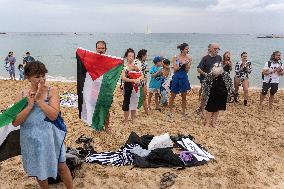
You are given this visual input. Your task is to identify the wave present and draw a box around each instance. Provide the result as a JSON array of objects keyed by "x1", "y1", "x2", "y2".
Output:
[
  {"x1": 0, "y1": 75, "x2": 76, "y2": 83},
  {"x1": 46, "y1": 75, "x2": 76, "y2": 82},
  {"x1": 0, "y1": 75, "x2": 282, "y2": 91}
]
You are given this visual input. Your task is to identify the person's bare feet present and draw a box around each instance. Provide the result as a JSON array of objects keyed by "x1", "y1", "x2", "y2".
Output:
[
  {"x1": 204, "y1": 120, "x2": 211, "y2": 127},
  {"x1": 200, "y1": 111, "x2": 205, "y2": 119},
  {"x1": 258, "y1": 104, "x2": 264, "y2": 111},
  {"x1": 104, "y1": 126, "x2": 111, "y2": 133},
  {"x1": 211, "y1": 122, "x2": 217, "y2": 127},
  {"x1": 204, "y1": 123, "x2": 211, "y2": 127},
  {"x1": 144, "y1": 109, "x2": 149, "y2": 115}
]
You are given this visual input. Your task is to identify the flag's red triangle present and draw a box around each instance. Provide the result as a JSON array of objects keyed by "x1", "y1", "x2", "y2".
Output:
[{"x1": 76, "y1": 48, "x2": 123, "y2": 80}]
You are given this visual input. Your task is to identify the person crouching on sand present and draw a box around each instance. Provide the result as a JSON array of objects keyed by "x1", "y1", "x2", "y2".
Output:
[
  {"x1": 202, "y1": 63, "x2": 233, "y2": 127},
  {"x1": 121, "y1": 48, "x2": 144, "y2": 123}
]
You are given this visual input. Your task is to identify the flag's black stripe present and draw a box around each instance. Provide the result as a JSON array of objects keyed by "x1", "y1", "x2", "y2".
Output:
[
  {"x1": 86, "y1": 144, "x2": 136, "y2": 166},
  {"x1": 0, "y1": 130, "x2": 21, "y2": 162},
  {"x1": 76, "y1": 52, "x2": 87, "y2": 118}
]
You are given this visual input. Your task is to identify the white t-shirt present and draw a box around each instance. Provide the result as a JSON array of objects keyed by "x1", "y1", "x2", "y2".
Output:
[{"x1": 263, "y1": 61, "x2": 283, "y2": 83}]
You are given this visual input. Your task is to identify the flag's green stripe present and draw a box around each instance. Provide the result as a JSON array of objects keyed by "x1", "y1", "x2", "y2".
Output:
[
  {"x1": 138, "y1": 86, "x2": 143, "y2": 109},
  {"x1": 0, "y1": 97, "x2": 28, "y2": 128},
  {"x1": 91, "y1": 64, "x2": 123, "y2": 130}
]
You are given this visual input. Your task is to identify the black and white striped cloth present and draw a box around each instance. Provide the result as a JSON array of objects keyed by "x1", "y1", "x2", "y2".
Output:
[{"x1": 85, "y1": 144, "x2": 138, "y2": 166}]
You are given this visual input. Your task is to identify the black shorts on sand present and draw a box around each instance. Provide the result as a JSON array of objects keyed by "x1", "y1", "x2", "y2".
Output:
[{"x1": 261, "y1": 82, "x2": 278, "y2": 96}]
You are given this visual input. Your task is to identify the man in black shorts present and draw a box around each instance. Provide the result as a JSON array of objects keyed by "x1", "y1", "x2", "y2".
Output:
[
  {"x1": 197, "y1": 43, "x2": 222, "y2": 116},
  {"x1": 260, "y1": 51, "x2": 283, "y2": 109}
]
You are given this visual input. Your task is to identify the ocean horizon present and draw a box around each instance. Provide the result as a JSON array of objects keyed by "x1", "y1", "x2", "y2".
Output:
[{"x1": 1, "y1": 32, "x2": 283, "y2": 87}]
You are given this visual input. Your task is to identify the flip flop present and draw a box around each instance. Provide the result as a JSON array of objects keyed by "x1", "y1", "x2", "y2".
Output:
[
  {"x1": 155, "y1": 108, "x2": 162, "y2": 112},
  {"x1": 160, "y1": 172, "x2": 177, "y2": 189}
]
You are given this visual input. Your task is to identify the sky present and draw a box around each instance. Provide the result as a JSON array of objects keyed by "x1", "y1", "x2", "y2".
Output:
[{"x1": 0, "y1": 0, "x2": 283, "y2": 34}]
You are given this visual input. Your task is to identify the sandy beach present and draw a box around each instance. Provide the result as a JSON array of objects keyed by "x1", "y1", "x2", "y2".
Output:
[{"x1": 0, "y1": 79, "x2": 283, "y2": 189}]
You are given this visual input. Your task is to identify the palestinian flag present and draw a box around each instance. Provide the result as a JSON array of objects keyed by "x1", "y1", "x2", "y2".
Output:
[
  {"x1": 76, "y1": 48, "x2": 123, "y2": 131},
  {"x1": 0, "y1": 98, "x2": 28, "y2": 161}
]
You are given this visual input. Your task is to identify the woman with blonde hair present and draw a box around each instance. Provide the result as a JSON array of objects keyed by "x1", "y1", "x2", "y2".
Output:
[{"x1": 222, "y1": 51, "x2": 233, "y2": 73}]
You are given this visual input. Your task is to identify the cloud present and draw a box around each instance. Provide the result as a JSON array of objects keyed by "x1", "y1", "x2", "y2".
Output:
[
  {"x1": 0, "y1": 0, "x2": 283, "y2": 34},
  {"x1": 207, "y1": 0, "x2": 284, "y2": 12},
  {"x1": 264, "y1": 3, "x2": 284, "y2": 11}
]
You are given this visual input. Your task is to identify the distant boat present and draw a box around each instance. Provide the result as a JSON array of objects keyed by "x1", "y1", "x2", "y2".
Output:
[
  {"x1": 145, "y1": 26, "x2": 151, "y2": 35},
  {"x1": 0, "y1": 32, "x2": 6, "y2": 34},
  {"x1": 257, "y1": 34, "x2": 284, "y2": 38}
]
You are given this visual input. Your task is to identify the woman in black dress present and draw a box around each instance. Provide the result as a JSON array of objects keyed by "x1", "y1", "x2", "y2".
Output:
[{"x1": 202, "y1": 64, "x2": 233, "y2": 127}]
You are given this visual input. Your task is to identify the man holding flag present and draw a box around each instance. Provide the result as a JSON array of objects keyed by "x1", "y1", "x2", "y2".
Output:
[{"x1": 76, "y1": 41, "x2": 123, "y2": 131}]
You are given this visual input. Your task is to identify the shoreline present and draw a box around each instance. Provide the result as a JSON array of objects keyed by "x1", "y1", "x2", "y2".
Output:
[{"x1": 0, "y1": 78, "x2": 280, "y2": 91}]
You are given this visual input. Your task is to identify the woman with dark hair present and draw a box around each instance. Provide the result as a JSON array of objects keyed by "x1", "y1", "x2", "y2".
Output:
[
  {"x1": 12, "y1": 61, "x2": 73, "y2": 189},
  {"x1": 121, "y1": 48, "x2": 144, "y2": 123},
  {"x1": 260, "y1": 51, "x2": 283, "y2": 109},
  {"x1": 135, "y1": 49, "x2": 149, "y2": 114},
  {"x1": 234, "y1": 52, "x2": 252, "y2": 106},
  {"x1": 168, "y1": 43, "x2": 191, "y2": 117}
]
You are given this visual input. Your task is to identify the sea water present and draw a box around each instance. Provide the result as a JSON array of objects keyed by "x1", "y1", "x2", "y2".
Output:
[{"x1": 0, "y1": 32, "x2": 283, "y2": 87}]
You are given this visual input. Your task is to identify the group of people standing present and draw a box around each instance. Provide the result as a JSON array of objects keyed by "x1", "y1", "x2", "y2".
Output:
[
  {"x1": 119, "y1": 42, "x2": 283, "y2": 127},
  {"x1": 6, "y1": 40, "x2": 282, "y2": 189},
  {"x1": 4, "y1": 51, "x2": 35, "y2": 80},
  {"x1": 120, "y1": 43, "x2": 192, "y2": 123}
]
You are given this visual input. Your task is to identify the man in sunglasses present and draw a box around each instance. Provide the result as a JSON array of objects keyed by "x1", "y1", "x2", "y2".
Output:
[{"x1": 196, "y1": 43, "x2": 222, "y2": 116}]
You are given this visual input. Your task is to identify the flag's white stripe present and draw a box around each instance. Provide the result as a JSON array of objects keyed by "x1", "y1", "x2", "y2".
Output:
[
  {"x1": 182, "y1": 138, "x2": 214, "y2": 161},
  {"x1": 81, "y1": 73, "x2": 103, "y2": 125},
  {"x1": 129, "y1": 88, "x2": 140, "y2": 110},
  {"x1": 0, "y1": 124, "x2": 20, "y2": 146}
]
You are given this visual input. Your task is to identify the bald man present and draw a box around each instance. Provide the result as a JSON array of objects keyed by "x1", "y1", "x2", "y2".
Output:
[{"x1": 197, "y1": 43, "x2": 222, "y2": 116}]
